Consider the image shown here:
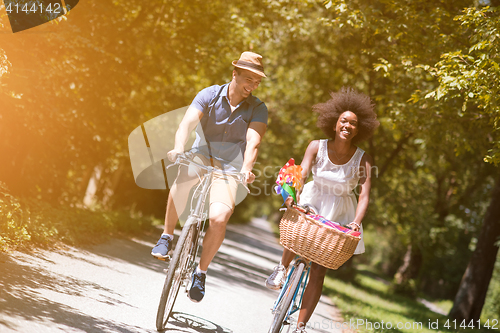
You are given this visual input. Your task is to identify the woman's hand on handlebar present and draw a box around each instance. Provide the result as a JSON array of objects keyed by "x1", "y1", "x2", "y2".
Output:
[
  {"x1": 347, "y1": 222, "x2": 361, "y2": 232},
  {"x1": 285, "y1": 191, "x2": 300, "y2": 208},
  {"x1": 285, "y1": 196, "x2": 295, "y2": 208}
]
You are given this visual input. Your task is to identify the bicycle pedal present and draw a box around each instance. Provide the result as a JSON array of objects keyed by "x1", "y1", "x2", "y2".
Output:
[{"x1": 153, "y1": 255, "x2": 171, "y2": 262}]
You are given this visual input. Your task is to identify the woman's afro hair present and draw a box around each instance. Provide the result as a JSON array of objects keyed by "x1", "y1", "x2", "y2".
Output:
[{"x1": 313, "y1": 87, "x2": 379, "y2": 144}]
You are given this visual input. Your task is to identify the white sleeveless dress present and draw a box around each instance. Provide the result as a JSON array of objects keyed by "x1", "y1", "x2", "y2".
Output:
[{"x1": 299, "y1": 139, "x2": 366, "y2": 255}]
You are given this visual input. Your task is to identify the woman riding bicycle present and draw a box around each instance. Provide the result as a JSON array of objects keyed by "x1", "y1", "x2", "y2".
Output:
[{"x1": 266, "y1": 87, "x2": 379, "y2": 332}]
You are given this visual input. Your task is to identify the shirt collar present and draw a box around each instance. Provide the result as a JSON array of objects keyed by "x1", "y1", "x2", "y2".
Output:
[{"x1": 222, "y1": 82, "x2": 251, "y2": 106}]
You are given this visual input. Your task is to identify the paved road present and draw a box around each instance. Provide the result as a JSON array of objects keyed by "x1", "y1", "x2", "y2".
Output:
[{"x1": 0, "y1": 218, "x2": 343, "y2": 333}]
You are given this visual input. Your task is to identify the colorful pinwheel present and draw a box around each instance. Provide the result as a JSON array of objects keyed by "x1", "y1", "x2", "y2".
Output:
[{"x1": 275, "y1": 158, "x2": 303, "y2": 203}]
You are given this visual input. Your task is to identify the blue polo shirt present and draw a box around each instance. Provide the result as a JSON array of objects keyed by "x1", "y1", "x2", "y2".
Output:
[{"x1": 190, "y1": 83, "x2": 268, "y2": 171}]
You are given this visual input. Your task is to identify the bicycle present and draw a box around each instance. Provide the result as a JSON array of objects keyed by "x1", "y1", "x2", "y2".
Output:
[
  {"x1": 155, "y1": 152, "x2": 249, "y2": 331},
  {"x1": 269, "y1": 255, "x2": 311, "y2": 333},
  {"x1": 268, "y1": 206, "x2": 361, "y2": 333}
]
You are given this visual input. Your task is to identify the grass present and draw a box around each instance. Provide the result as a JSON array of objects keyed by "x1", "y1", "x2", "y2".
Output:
[
  {"x1": 322, "y1": 265, "x2": 495, "y2": 333},
  {"x1": 428, "y1": 299, "x2": 453, "y2": 315}
]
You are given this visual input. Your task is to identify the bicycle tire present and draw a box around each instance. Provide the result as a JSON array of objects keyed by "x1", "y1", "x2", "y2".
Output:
[
  {"x1": 268, "y1": 261, "x2": 305, "y2": 333},
  {"x1": 156, "y1": 218, "x2": 197, "y2": 331}
]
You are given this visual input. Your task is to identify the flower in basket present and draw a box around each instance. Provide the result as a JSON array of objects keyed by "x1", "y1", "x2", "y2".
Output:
[{"x1": 275, "y1": 158, "x2": 303, "y2": 204}]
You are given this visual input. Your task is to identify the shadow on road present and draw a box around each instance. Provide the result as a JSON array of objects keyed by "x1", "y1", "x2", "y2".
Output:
[
  {"x1": 0, "y1": 217, "x2": 340, "y2": 333},
  {"x1": 163, "y1": 312, "x2": 232, "y2": 333},
  {"x1": 0, "y1": 253, "x2": 144, "y2": 333},
  {"x1": 81, "y1": 219, "x2": 282, "y2": 295}
]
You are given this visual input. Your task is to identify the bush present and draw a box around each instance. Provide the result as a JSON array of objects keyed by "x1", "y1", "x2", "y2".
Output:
[
  {"x1": 0, "y1": 182, "x2": 31, "y2": 250},
  {"x1": 0, "y1": 181, "x2": 156, "y2": 251}
]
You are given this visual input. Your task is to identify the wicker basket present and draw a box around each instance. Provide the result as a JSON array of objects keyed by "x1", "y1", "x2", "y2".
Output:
[{"x1": 279, "y1": 207, "x2": 361, "y2": 270}]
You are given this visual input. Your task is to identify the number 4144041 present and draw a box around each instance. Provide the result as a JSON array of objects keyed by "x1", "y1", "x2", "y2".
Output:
[
  {"x1": 6, "y1": 3, "x2": 63, "y2": 15},
  {"x1": 444, "y1": 319, "x2": 498, "y2": 330}
]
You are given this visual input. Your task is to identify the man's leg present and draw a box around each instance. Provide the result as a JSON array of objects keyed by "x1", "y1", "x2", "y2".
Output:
[
  {"x1": 187, "y1": 202, "x2": 232, "y2": 302},
  {"x1": 163, "y1": 178, "x2": 198, "y2": 234},
  {"x1": 188, "y1": 175, "x2": 237, "y2": 302},
  {"x1": 199, "y1": 202, "x2": 233, "y2": 270},
  {"x1": 199, "y1": 173, "x2": 238, "y2": 269},
  {"x1": 152, "y1": 167, "x2": 199, "y2": 258}
]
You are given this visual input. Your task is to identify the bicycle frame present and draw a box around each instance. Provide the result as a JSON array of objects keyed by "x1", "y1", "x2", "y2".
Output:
[
  {"x1": 271, "y1": 257, "x2": 311, "y2": 326},
  {"x1": 173, "y1": 155, "x2": 233, "y2": 280},
  {"x1": 156, "y1": 153, "x2": 248, "y2": 331},
  {"x1": 179, "y1": 167, "x2": 211, "y2": 286},
  {"x1": 176, "y1": 153, "x2": 248, "y2": 266}
]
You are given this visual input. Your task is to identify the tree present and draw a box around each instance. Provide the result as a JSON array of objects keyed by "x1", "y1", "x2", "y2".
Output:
[
  {"x1": 0, "y1": 0, "x2": 278, "y2": 208},
  {"x1": 315, "y1": 1, "x2": 499, "y2": 309},
  {"x1": 421, "y1": 6, "x2": 500, "y2": 320},
  {"x1": 2, "y1": 0, "x2": 499, "y2": 318},
  {"x1": 450, "y1": 176, "x2": 500, "y2": 321}
]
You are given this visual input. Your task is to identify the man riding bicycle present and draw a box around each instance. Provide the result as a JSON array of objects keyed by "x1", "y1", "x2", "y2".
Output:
[{"x1": 151, "y1": 51, "x2": 268, "y2": 303}]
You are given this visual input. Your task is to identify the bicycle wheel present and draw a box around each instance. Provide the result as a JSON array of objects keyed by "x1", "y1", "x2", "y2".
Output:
[
  {"x1": 156, "y1": 218, "x2": 197, "y2": 331},
  {"x1": 268, "y1": 261, "x2": 305, "y2": 333}
]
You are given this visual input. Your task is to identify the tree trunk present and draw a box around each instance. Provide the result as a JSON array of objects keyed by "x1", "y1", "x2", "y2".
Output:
[
  {"x1": 83, "y1": 165, "x2": 103, "y2": 208},
  {"x1": 102, "y1": 161, "x2": 125, "y2": 209},
  {"x1": 449, "y1": 175, "x2": 500, "y2": 321},
  {"x1": 378, "y1": 133, "x2": 412, "y2": 178},
  {"x1": 394, "y1": 243, "x2": 422, "y2": 285}
]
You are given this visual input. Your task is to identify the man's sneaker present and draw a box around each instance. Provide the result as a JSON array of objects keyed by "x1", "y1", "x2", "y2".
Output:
[
  {"x1": 292, "y1": 328, "x2": 307, "y2": 333},
  {"x1": 265, "y1": 264, "x2": 287, "y2": 290},
  {"x1": 188, "y1": 270, "x2": 206, "y2": 302},
  {"x1": 151, "y1": 235, "x2": 173, "y2": 259}
]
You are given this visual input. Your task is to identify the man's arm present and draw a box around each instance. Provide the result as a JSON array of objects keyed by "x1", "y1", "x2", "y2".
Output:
[
  {"x1": 240, "y1": 121, "x2": 267, "y2": 183},
  {"x1": 167, "y1": 106, "x2": 203, "y2": 161}
]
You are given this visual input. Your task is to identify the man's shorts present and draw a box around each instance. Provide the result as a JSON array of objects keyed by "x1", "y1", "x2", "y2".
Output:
[{"x1": 178, "y1": 153, "x2": 239, "y2": 211}]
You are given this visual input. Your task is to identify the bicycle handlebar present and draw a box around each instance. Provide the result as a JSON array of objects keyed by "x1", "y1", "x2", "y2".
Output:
[{"x1": 168, "y1": 152, "x2": 251, "y2": 193}]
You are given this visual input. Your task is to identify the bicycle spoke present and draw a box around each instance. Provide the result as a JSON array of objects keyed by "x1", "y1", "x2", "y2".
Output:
[{"x1": 156, "y1": 221, "x2": 196, "y2": 331}]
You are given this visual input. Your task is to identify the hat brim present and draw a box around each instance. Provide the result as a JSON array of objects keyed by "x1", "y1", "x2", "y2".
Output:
[{"x1": 232, "y1": 60, "x2": 266, "y2": 78}]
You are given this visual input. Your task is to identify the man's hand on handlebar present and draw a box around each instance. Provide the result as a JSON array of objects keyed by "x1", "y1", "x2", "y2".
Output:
[
  {"x1": 241, "y1": 170, "x2": 255, "y2": 184},
  {"x1": 167, "y1": 148, "x2": 184, "y2": 162}
]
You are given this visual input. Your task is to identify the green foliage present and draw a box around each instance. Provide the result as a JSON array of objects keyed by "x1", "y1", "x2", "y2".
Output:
[
  {"x1": 420, "y1": 7, "x2": 500, "y2": 164},
  {"x1": 1, "y1": 0, "x2": 499, "y2": 317},
  {"x1": 0, "y1": 182, "x2": 155, "y2": 251},
  {"x1": 0, "y1": 47, "x2": 9, "y2": 79},
  {"x1": 0, "y1": 182, "x2": 31, "y2": 250},
  {"x1": 324, "y1": 267, "x2": 492, "y2": 333},
  {"x1": 314, "y1": 0, "x2": 500, "y2": 302},
  {"x1": 391, "y1": 278, "x2": 418, "y2": 299},
  {"x1": 363, "y1": 225, "x2": 406, "y2": 276}
]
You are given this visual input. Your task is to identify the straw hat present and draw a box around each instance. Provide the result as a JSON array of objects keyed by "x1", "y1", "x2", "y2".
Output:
[{"x1": 232, "y1": 51, "x2": 266, "y2": 78}]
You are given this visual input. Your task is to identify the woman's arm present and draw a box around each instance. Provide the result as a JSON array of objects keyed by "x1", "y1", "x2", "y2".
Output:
[
  {"x1": 285, "y1": 140, "x2": 319, "y2": 207},
  {"x1": 349, "y1": 153, "x2": 374, "y2": 231},
  {"x1": 299, "y1": 140, "x2": 320, "y2": 190}
]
